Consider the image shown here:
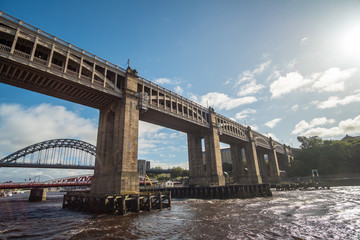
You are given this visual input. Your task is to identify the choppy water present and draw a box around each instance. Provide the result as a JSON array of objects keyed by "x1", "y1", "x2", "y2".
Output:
[{"x1": 0, "y1": 186, "x2": 359, "y2": 240}]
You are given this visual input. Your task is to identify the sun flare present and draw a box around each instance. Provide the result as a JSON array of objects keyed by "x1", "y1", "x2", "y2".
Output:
[{"x1": 340, "y1": 24, "x2": 360, "y2": 57}]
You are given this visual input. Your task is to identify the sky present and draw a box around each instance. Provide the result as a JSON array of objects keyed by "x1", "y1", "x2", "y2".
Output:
[{"x1": 1, "y1": 0, "x2": 360, "y2": 182}]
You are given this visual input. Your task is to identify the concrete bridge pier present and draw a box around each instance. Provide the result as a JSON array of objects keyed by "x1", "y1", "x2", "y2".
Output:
[
  {"x1": 204, "y1": 111, "x2": 225, "y2": 186},
  {"x1": 256, "y1": 150, "x2": 269, "y2": 183},
  {"x1": 244, "y1": 127, "x2": 262, "y2": 184},
  {"x1": 187, "y1": 133, "x2": 207, "y2": 186},
  {"x1": 230, "y1": 144, "x2": 245, "y2": 184},
  {"x1": 268, "y1": 139, "x2": 281, "y2": 183},
  {"x1": 29, "y1": 188, "x2": 47, "y2": 201},
  {"x1": 277, "y1": 144, "x2": 293, "y2": 172},
  {"x1": 188, "y1": 111, "x2": 226, "y2": 187},
  {"x1": 90, "y1": 68, "x2": 140, "y2": 195}
]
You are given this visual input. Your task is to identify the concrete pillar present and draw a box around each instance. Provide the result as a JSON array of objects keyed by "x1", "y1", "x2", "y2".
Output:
[
  {"x1": 230, "y1": 144, "x2": 244, "y2": 183},
  {"x1": 244, "y1": 127, "x2": 262, "y2": 184},
  {"x1": 90, "y1": 67, "x2": 140, "y2": 195},
  {"x1": 257, "y1": 150, "x2": 267, "y2": 182},
  {"x1": 204, "y1": 111, "x2": 225, "y2": 186},
  {"x1": 268, "y1": 139, "x2": 281, "y2": 183},
  {"x1": 187, "y1": 133, "x2": 206, "y2": 186},
  {"x1": 29, "y1": 188, "x2": 47, "y2": 201}
]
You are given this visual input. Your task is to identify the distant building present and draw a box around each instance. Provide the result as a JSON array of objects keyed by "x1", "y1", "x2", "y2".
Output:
[
  {"x1": 202, "y1": 148, "x2": 232, "y2": 164},
  {"x1": 138, "y1": 160, "x2": 151, "y2": 176},
  {"x1": 220, "y1": 148, "x2": 232, "y2": 164},
  {"x1": 341, "y1": 135, "x2": 360, "y2": 141},
  {"x1": 146, "y1": 161, "x2": 151, "y2": 170},
  {"x1": 138, "y1": 160, "x2": 146, "y2": 176}
]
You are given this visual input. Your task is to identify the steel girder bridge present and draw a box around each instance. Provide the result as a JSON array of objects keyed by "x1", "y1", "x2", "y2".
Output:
[
  {"x1": 0, "y1": 139, "x2": 172, "y2": 174},
  {"x1": 0, "y1": 139, "x2": 96, "y2": 169}
]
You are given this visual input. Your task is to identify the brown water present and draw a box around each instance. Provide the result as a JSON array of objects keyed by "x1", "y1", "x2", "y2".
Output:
[{"x1": 0, "y1": 186, "x2": 359, "y2": 240}]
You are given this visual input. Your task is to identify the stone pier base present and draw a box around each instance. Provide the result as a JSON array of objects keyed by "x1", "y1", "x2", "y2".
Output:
[
  {"x1": 63, "y1": 191, "x2": 171, "y2": 214},
  {"x1": 29, "y1": 188, "x2": 47, "y2": 201}
]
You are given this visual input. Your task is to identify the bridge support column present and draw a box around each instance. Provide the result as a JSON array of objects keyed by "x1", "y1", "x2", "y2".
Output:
[
  {"x1": 29, "y1": 188, "x2": 47, "y2": 201},
  {"x1": 203, "y1": 110, "x2": 225, "y2": 186},
  {"x1": 257, "y1": 150, "x2": 268, "y2": 183},
  {"x1": 230, "y1": 144, "x2": 244, "y2": 184},
  {"x1": 91, "y1": 68, "x2": 140, "y2": 195},
  {"x1": 187, "y1": 133, "x2": 206, "y2": 186},
  {"x1": 268, "y1": 139, "x2": 281, "y2": 183},
  {"x1": 244, "y1": 127, "x2": 262, "y2": 184}
]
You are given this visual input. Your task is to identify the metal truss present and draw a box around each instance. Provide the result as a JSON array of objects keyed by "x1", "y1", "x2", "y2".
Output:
[{"x1": 0, "y1": 139, "x2": 96, "y2": 169}]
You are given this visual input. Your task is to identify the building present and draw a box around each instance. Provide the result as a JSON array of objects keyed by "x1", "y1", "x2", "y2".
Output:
[
  {"x1": 138, "y1": 159, "x2": 150, "y2": 176},
  {"x1": 202, "y1": 148, "x2": 232, "y2": 164}
]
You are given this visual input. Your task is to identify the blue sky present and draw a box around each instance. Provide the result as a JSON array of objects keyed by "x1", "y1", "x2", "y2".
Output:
[{"x1": 1, "y1": 0, "x2": 360, "y2": 181}]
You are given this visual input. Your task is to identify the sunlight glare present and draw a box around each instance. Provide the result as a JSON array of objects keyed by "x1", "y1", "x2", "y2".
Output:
[{"x1": 340, "y1": 24, "x2": 360, "y2": 58}]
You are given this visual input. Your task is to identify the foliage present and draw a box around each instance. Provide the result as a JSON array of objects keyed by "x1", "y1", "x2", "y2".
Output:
[
  {"x1": 288, "y1": 136, "x2": 360, "y2": 177},
  {"x1": 170, "y1": 167, "x2": 189, "y2": 178}
]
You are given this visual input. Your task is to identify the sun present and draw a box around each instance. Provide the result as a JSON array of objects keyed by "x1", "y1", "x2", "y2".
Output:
[{"x1": 340, "y1": 24, "x2": 360, "y2": 58}]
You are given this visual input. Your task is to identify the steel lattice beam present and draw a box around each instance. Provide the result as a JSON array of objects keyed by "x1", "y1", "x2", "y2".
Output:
[{"x1": 0, "y1": 139, "x2": 96, "y2": 169}]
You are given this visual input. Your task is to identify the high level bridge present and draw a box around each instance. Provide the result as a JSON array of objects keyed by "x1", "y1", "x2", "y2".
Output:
[{"x1": 0, "y1": 12, "x2": 293, "y2": 195}]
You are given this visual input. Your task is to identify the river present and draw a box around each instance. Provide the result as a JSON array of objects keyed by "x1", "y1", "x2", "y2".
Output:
[{"x1": 0, "y1": 186, "x2": 359, "y2": 240}]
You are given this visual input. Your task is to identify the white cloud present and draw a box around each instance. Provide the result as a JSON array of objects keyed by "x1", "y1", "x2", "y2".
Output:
[
  {"x1": 0, "y1": 103, "x2": 97, "y2": 156},
  {"x1": 237, "y1": 70, "x2": 253, "y2": 84},
  {"x1": 174, "y1": 85, "x2": 184, "y2": 95},
  {"x1": 148, "y1": 159, "x2": 188, "y2": 170},
  {"x1": 193, "y1": 92, "x2": 257, "y2": 110},
  {"x1": 139, "y1": 121, "x2": 163, "y2": 138},
  {"x1": 300, "y1": 37, "x2": 309, "y2": 44},
  {"x1": 154, "y1": 77, "x2": 172, "y2": 85},
  {"x1": 224, "y1": 78, "x2": 232, "y2": 85},
  {"x1": 270, "y1": 67, "x2": 357, "y2": 98},
  {"x1": 287, "y1": 59, "x2": 298, "y2": 70},
  {"x1": 265, "y1": 118, "x2": 282, "y2": 128},
  {"x1": 267, "y1": 133, "x2": 279, "y2": 141},
  {"x1": 312, "y1": 67, "x2": 357, "y2": 92},
  {"x1": 313, "y1": 92, "x2": 360, "y2": 109},
  {"x1": 237, "y1": 80, "x2": 265, "y2": 97},
  {"x1": 270, "y1": 72, "x2": 312, "y2": 98},
  {"x1": 339, "y1": 115, "x2": 360, "y2": 134},
  {"x1": 234, "y1": 108, "x2": 257, "y2": 120},
  {"x1": 292, "y1": 117, "x2": 336, "y2": 135},
  {"x1": 291, "y1": 104, "x2": 299, "y2": 111},
  {"x1": 248, "y1": 125, "x2": 259, "y2": 131},
  {"x1": 252, "y1": 60, "x2": 271, "y2": 74},
  {"x1": 267, "y1": 70, "x2": 281, "y2": 81},
  {"x1": 235, "y1": 60, "x2": 270, "y2": 96}
]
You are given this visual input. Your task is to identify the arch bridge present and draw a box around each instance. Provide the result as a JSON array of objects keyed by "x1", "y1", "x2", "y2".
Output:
[
  {"x1": 0, "y1": 12, "x2": 294, "y2": 195},
  {"x1": 0, "y1": 139, "x2": 95, "y2": 169}
]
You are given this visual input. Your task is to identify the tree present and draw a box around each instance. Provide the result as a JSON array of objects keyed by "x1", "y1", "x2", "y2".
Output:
[
  {"x1": 288, "y1": 135, "x2": 360, "y2": 177},
  {"x1": 297, "y1": 136, "x2": 323, "y2": 149},
  {"x1": 170, "y1": 167, "x2": 184, "y2": 179}
]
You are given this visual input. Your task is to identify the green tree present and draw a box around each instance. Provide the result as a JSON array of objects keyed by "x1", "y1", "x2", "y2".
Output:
[
  {"x1": 288, "y1": 136, "x2": 360, "y2": 177},
  {"x1": 170, "y1": 167, "x2": 184, "y2": 179},
  {"x1": 297, "y1": 136, "x2": 323, "y2": 149}
]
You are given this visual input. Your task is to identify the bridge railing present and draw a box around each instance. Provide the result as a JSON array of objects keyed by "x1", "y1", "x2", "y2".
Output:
[
  {"x1": 138, "y1": 77, "x2": 211, "y2": 127},
  {"x1": 0, "y1": 11, "x2": 126, "y2": 74},
  {"x1": 0, "y1": 11, "x2": 125, "y2": 96},
  {"x1": 215, "y1": 113, "x2": 249, "y2": 142}
]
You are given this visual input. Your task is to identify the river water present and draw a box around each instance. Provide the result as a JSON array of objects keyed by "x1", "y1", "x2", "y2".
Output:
[{"x1": 0, "y1": 186, "x2": 359, "y2": 240}]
